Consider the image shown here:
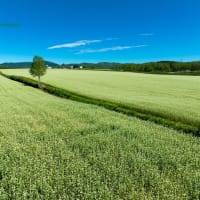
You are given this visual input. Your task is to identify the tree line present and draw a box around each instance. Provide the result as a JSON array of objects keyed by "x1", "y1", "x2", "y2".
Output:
[{"x1": 112, "y1": 61, "x2": 200, "y2": 73}]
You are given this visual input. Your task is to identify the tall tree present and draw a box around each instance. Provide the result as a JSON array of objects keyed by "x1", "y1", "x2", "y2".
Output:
[{"x1": 30, "y1": 56, "x2": 46, "y2": 88}]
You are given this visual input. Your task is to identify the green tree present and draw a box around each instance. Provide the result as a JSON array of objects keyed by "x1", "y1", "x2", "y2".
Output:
[{"x1": 30, "y1": 56, "x2": 46, "y2": 88}]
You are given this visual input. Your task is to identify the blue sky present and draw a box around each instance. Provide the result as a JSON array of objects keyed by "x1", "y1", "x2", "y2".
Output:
[{"x1": 0, "y1": 0, "x2": 200, "y2": 64}]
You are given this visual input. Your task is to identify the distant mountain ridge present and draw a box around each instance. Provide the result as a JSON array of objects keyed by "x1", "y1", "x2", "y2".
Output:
[
  {"x1": 0, "y1": 61, "x2": 59, "y2": 68},
  {"x1": 0, "y1": 61, "x2": 120, "y2": 69}
]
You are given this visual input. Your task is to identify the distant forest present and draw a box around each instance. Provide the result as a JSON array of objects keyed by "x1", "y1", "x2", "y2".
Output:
[
  {"x1": 65, "y1": 61, "x2": 200, "y2": 73},
  {"x1": 112, "y1": 61, "x2": 200, "y2": 73}
]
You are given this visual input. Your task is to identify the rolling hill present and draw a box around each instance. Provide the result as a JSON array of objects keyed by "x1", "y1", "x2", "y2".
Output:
[{"x1": 0, "y1": 61, "x2": 60, "y2": 68}]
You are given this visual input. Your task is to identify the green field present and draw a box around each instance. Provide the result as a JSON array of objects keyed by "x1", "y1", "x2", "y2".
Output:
[
  {"x1": 0, "y1": 75, "x2": 200, "y2": 199},
  {"x1": 3, "y1": 69, "x2": 200, "y2": 127}
]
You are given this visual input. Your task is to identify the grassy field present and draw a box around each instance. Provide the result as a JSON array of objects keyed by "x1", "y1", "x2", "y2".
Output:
[
  {"x1": 3, "y1": 69, "x2": 200, "y2": 127},
  {"x1": 0, "y1": 75, "x2": 200, "y2": 199}
]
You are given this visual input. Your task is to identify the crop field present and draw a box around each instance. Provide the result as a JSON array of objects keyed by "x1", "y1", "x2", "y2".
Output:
[
  {"x1": 3, "y1": 69, "x2": 200, "y2": 127},
  {"x1": 0, "y1": 75, "x2": 200, "y2": 199}
]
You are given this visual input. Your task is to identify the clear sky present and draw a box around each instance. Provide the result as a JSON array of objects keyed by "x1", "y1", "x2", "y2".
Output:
[{"x1": 0, "y1": 0, "x2": 200, "y2": 64}]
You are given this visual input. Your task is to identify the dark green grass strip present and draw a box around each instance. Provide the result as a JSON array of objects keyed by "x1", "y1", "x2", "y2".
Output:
[{"x1": 0, "y1": 71, "x2": 199, "y2": 136}]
